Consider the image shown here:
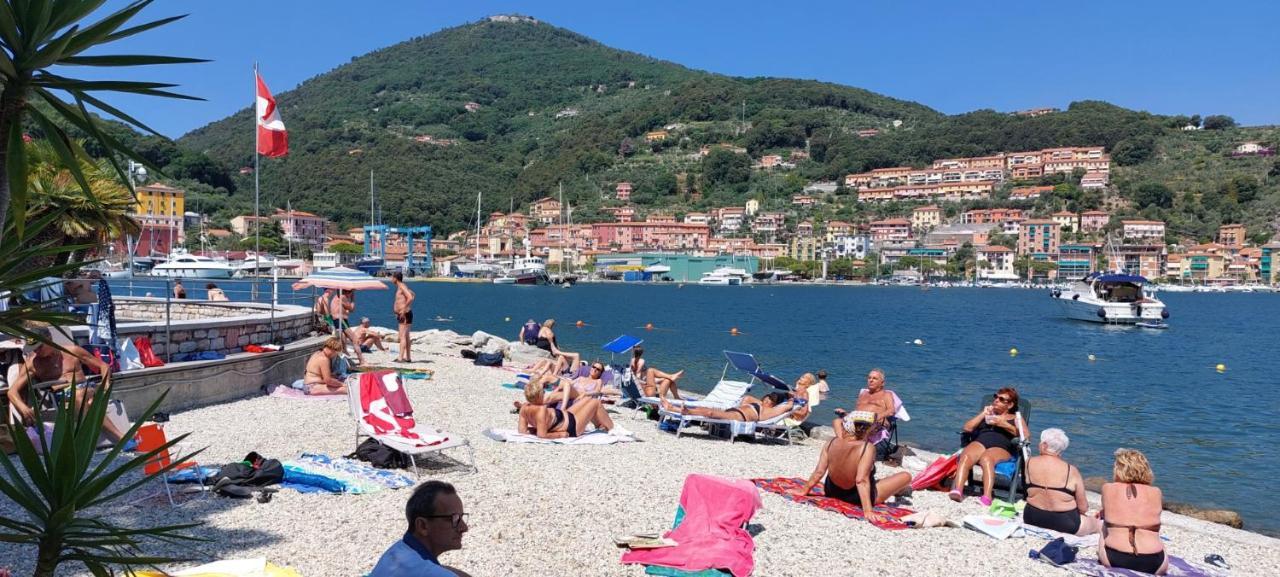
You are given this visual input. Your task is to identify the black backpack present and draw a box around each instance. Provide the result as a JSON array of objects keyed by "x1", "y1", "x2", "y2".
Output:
[
  {"x1": 473, "y1": 352, "x2": 503, "y2": 367},
  {"x1": 351, "y1": 438, "x2": 410, "y2": 469}
]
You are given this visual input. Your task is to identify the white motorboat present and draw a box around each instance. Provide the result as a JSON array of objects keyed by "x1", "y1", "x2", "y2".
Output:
[
  {"x1": 235, "y1": 253, "x2": 277, "y2": 276},
  {"x1": 492, "y1": 275, "x2": 517, "y2": 285},
  {"x1": 698, "y1": 267, "x2": 745, "y2": 286},
  {"x1": 504, "y1": 255, "x2": 550, "y2": 285},
  {"x1": 151, "y1": 249, "x2": 234, "y2": 279},
  {"x1": 1051, "y1": 272, "x2": 1168, "y2": 324},
  {"x1": 312, "y1": 251, "x2": 340, "y2": 271}
]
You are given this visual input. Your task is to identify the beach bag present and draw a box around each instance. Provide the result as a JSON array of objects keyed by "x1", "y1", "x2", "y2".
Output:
[
  {"x1": 1029, "y1": 538, "x2": 1078, "y2": 566},
  {"x1": 134, "y1": 336, "x2": 164, "y2": 367},
  {"x1": 351, "y1": 438, "x2": 410, "y2": 469},
  {"x1": 86, "y1": 345, "x2": 116, "y2": 373},
  {"x1": 118, "y1": 337, "x2": 145, "y2": 370},
  {"x1": 213, "y1": 452, "x2": 284, "y2": 498},
  {"x1": 473, "y1": 352, "x2": 503, "y2": 367}
]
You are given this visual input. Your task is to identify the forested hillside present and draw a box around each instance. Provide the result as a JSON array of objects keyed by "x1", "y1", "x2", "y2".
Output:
[{"x1": 163, "y1": 15, "x2": 1277, "y2": 242}]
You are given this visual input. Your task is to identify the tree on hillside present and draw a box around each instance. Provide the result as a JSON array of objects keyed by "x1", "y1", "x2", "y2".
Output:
[
  {"x1": 1269, "y1": 161, "x2": 1280, "y2": 179},
  {"x1": 1132, "y1": 182, "x2": 1175, "y2": 209},
  {"x1": 1202, "y1": 115, "x2": 1236, "y2": 130},
  {"x1": 702, "y1": 148, "x2": 751, "y2": 187},
  {"x1": 618, "y1": 137, "x2": 635, "y2": 157},
  {"x1": 1112, "y1": 135, "x2": 1156, "y2": 166},
  {"x1": 1189, "y1": 114, "x2": 1202, "y2": 128}
]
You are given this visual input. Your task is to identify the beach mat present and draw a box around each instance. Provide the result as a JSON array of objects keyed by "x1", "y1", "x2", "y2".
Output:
[
  {"x1": 751, "y1": 477, "x2": 914, "y2": 530},
  {"x1": 483, "y1": 428, "x2": 634, "y2": 445},
  {"x1": 1044, "y1": 555, "x2": 1227, "y2": 577},
  {"x1": 1019, "y1": 524, "x2": 1102, "y2": 548},
  {"x1": 268, "y1": 384, "x2": 344, "y2": 401}
]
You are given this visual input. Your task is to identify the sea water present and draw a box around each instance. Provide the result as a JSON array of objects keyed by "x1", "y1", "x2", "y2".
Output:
[{"x1": 117, "y1": 281, "x2": 1280, "y2": 535}]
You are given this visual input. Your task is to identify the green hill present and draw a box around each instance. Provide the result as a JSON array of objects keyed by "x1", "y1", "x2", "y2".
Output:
[{"x1": 171, "y1": 15, "x2": 1280, "y2": 243}]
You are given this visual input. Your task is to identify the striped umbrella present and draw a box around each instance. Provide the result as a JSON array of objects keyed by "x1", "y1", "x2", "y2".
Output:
[{"x1": 293, "y1": 267, "x2": 388, "y2": 291}]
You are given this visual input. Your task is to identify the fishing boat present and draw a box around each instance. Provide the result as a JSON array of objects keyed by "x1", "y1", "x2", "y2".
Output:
[
  {"x1": 151, "y1": 249, "x2": 234, "y2": 279},
  {"x1": 1051, "y1": 272, "x2": 1169, "y2": 325},
  {"x1": 698, "y1": 267, "x2": 747, "y2": 286}
]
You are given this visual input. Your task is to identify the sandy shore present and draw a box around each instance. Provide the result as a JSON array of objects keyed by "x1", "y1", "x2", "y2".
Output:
[{"x1": 2, "y1": 327, "x2": 1277, "y2": 577}]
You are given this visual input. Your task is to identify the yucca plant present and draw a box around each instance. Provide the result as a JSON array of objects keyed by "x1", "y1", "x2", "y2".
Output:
[
  {"x1": 0, "y1": 0, "x2": 206, "y2": 242},
  {"x1": 0, "y1": 374, "x2": 205, "y2": 577}
]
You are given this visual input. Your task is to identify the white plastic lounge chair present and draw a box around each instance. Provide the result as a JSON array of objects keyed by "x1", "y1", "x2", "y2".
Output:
[
  {"x1": 654, "y1": 351, "x2": 801, "y2": 443},
  {"x1": 346, "y1": 373, "x2": 475, "y2": 476},
  {"x1": 659, "y1": 402, "x2": 801, "y2": 444}
]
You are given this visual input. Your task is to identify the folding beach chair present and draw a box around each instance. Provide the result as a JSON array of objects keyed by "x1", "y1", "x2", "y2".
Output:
[
  {"x1": 958, "y1": 397, "x2": 1031, "y2": 502},
  {"x1": 136, "y1": 423, "x2": 209, "y2": 506},
  {"x1": 658, "y1": 351, "x2": 800, "y2": 444},
  {"x1": 347, "y1": 371, "x2": 475, "y2": 476}
]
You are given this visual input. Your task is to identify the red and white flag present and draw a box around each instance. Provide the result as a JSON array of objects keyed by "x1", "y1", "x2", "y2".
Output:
[{"x1": 255, "y1": 72, "x2": 288, "y2": 157}]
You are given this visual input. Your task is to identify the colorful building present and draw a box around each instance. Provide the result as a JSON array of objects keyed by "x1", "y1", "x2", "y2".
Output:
[
  {"x1": 1217, "y1": 224, "x2": 1246, "y2": 250},
  {"x1": 1121, "y1": 220, "x2": 1165, "y2": 242},
  {"x1": 1052, "y1": 211, "x2": 1078, "y2": 234},
  {"x1": 1018, "y1": 219, "x2": 1060, "y2": 256},
  {"x1": 1080, "y1": 210, "x2": 1110, "y2": 233},
  {"x1": 869, "y1": 218, "x2": 912, "y2": 242},
  {"x1": 977, "y1": 245, "x2": 1018, "y2": 280},
  {"x1": 912, "y1": 205, "x2": 942, "y2": 231},
  {"x1": 1261, "y1": 242, "x2": 1280, "y2": 284},
  {"x1": 1057, "y1": 244, "x2": 1095, "y2": 279}
]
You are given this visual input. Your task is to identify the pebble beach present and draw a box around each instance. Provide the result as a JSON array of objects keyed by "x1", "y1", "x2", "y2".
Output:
[{"x1": 2, "y1": 327, "x2": 1277, "y2": 577}]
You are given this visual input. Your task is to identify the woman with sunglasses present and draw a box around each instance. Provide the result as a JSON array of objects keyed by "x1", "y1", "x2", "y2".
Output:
[
  {"x1": 948, "y1": 387, "x2": 1027, "y2": 506},
  {"x1": 790, "y1": 411, "x2": 912, "y2": 510}
]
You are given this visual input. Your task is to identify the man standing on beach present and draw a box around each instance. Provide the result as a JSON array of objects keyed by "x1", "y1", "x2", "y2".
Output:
[
  {"x1": 392, "y1": 271, "x2": 415, "y2": 363},
  {"x1": 371, "y1": 481, "x2": 471, "y2": 577}
]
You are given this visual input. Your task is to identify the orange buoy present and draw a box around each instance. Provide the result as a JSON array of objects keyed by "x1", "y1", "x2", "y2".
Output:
[
  {"x1": 645, "y1": 323, "x2": 654, "y2": 331},
  {"x1": 730, "y1": 327, "x2": 740, "y2": 336},
  {"x1": 575, "y1": 320, "x2": 585, "y2": 327}
]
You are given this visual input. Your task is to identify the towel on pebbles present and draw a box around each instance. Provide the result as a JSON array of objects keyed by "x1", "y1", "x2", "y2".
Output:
[
  {"x1": 1020, "y1": 524, "x2": 1102, "y2": 548},
  {"x1": 751, "y1": 477, "x2": 915, "y2": 530},
  {"x1": 483, "y1": 428, "x2": 635, "y2": 445},
  {"x1": 268, "y1": 384, "x2": 344, "y2": 401},
  {"x1": 1040, "y1": 555, "x2": 1227, "y2": 577}
]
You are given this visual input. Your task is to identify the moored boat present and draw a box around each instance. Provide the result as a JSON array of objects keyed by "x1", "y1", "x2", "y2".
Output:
[{"x1": 1051, "y1": 272, "x2": 1169, "y2": 325}]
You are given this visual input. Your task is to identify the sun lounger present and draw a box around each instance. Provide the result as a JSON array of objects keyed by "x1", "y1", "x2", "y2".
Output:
[
  {"x1": 659, "y1": 403, "x2": 800, "y2": 444},
  {"x1": 347, "y1": 371, "x2": 474, "y2": 476},
  {"x1": 481, "y1": 427, "x2": 636, "y2": 445},
  {"x1": 654, "y1": 351, "x2": 801, "y2": 443}
]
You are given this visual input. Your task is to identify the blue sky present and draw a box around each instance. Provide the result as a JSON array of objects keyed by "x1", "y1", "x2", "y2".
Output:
[{"x1": 76, "y1": 0, "x2": 1280, "y2": 138}]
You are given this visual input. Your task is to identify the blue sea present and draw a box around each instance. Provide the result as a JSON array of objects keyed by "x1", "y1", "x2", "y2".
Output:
[{"x1": 114, "y1": 281, "x2": 1280, "y2": 535}]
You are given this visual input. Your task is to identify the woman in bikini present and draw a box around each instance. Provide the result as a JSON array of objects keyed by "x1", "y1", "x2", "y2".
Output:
[
  {"x1": 1098, "y1": 448, "x2": 1167, "y2": 575},
  {"x1": 949, "y1": 386, "x2": 1027, "y2": 506},
  {"x1": 517, "y1": 379, "x2": 631, "y2": 439},
  {"x1": 535, "y1": 319, "x2": 580, "y2": 375},
  {"x1": 789, "y1": 411, "x2": 911, "y2": 510},
  {"x1": 629, "y1": 346, "x2": 684, "y2": 400},
  {"x1": 660, "y1": 392, "x2": 795, "y2": 422},
  {"x1": 1022, "y1": 428, "x2": 1101, "y2": 535},
  {"x1": 303, "y1": 337, "x2": 347, "y2": 395}
]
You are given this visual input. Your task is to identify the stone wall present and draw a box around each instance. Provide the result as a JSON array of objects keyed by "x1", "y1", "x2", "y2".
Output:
[{"x1": 69, "y1": 297, "x2": 318, "y2": 358}]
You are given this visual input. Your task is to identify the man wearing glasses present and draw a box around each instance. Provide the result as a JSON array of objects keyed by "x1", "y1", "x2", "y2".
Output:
[{"x1": 371, "y1": 481, "x2": 471, "y2": 577}]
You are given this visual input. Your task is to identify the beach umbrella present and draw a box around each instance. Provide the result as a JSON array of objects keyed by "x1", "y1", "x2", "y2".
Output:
[{"x1": 293, "y1": 267, "x2": 388, "y2": 291}]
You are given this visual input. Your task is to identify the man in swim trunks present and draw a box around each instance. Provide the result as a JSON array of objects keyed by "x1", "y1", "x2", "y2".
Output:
[
  {"x1": 353, "y1": 317, "x2": 387, "y2": 354},
  {"x1": 6, "y1": 323, "x2": 125, "y2": 443},
  {"x1": 833, "y1": 369, "x2": 895, "y2": 437},
  {"x1": 392, "y1": 272, "x2": 415, "y2": 363}
]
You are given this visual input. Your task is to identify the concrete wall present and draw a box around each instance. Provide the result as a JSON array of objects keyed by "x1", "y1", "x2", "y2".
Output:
[
  {"x1": 69, "y1": 298, "x2": 317, "y2": 358},
  {"x1": 109, "y1": 335, "x2": 326, "y2": 415}
]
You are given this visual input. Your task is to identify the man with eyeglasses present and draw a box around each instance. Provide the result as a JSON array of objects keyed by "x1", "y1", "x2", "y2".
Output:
[{"x1": 371, "y1": 481, "x2": 471, "y2": 577}]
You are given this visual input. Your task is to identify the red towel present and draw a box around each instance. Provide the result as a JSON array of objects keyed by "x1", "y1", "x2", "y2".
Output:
[
  {"x1": 359, "y1": 371, "x2": 422, "y2": 442},
  {"x1": 621, "y1": 474, "x2": 760, "y2": 577},
  {"x1": 751, "y1": 477, "x2": 915, "y2": 530}
]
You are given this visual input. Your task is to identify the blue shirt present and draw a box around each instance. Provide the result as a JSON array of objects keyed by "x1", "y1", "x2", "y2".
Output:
[{"x1": 369, "y1": 533, "x2": 456, "y2": 577}]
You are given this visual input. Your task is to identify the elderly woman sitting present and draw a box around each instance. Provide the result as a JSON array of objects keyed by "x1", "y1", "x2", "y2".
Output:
[
  {"x1": 1099, "y1": 448, "x2": 1167, "y2": 575},
  {"x1": 949, "y1": 386, "x2": 1027, "y2": 506},
  {"x1": 1022, "y1": 428, "x2": 1101, "y2": 535}
]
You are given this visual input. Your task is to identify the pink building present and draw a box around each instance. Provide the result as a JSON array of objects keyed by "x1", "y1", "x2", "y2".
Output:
[
  {"x1": 615, "y1": 182, "x2": 632, "y2": 201},
  {"x1": 591, "y1": 222, "x2": 710, "y2": 252},
  {"x1": 791, "y1": 194, "x2": 817, "y2": 207},
  {"x1": 1121, "y1": 220, "x2": 1165, "y2": 242},
  {"x1": 963, "y1": 208, "x2": 1025, "y2": 224},
  {"x1": 275, "y1": 209, "x2": 329, "y2": 248},
  {"x1": 1080, "y1": 171, "x2": 1110, "y2": 189},
  {"x1": 869, "y1": 218, "x2": 912, "y2": 241},
  {"x1": 1080, "y1": 210, "x2": 1109, "y2": 232}
]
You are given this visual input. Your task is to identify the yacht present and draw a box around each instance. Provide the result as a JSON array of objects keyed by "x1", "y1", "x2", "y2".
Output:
[
  {"x1": 235, "y1": 253, "x2": 277, "y2": 276},
  {"x1": 151, "y1": 249, "x2": 234, "y2": 279},
  {"x1": 698, "y1": 267, "x2": 747, "y2": 286},
  {"x1": 1051, "y1": 272, "x2": 1169, "y2": 325},
  {"x1": 504, "y1": 255, "x2": 550, "y2": 285}
]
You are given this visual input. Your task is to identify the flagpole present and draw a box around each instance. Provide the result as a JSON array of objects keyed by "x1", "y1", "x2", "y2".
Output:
[{"x1": 254, "y1": 62, "x2": 261, "y2": 282}]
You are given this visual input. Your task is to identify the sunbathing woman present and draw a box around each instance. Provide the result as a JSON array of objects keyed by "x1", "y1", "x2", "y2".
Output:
[
  {"x1": 517, "y1": 380, "x2": 631, "y2": 439},
  {"x1": 534, "y1": 362, "x2": 620, "y2": 407},
  {"x1": 790, "y1": 411, "x2": 911, "y2": 510},
  {"x1": 1098, "y1": 449, "x2": 1167, "y2": 575},
  {"x1": 629, "y1": 346, "x2": 684, "y2": 400},
  {"x1": 535, "y1": 319, "x2": 580, "y2": 374},
  {"x1": 660, "y1": 392, "x2": 795, "y2": 422},
  {"x1": 303, "y1": 337, "x2": 348, "y2": 396},
  {"x1": 1023, "y1": 428, "x2": 1101, "y2": 536},
  {"x1": 949, "y1": 386, "x2": 1027, "y2": 506}
]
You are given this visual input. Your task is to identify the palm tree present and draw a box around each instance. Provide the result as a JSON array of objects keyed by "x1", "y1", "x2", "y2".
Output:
[
  {"x1": 0, "y1": 0, "x2": 205, "y2": 242},
  {"x1": 26, "y1": 139, "x2": 140, "y2": 265}
]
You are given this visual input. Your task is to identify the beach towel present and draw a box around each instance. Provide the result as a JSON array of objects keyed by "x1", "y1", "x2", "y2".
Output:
[
  {"x1": 133, "y1": 559, "x2": 300, "y2": 577},
  {"x1": 751, "y1": 477, "x2": 915, "y2": 530},
  {"x1": 281, "y1": 453, "x2": 415, "y2": 494},
  {"x1": 268, "y1": 384, "x2": 344, "y2": 401},
  {"x1": 359, "y1": 371, "x2": 443, "y2": 446},
  {"x1": 400, "y1": 370, "x2": 432, "y2": 380},
  {"x1": 482, "y1": 428, "x2": 634, "y2": 445},
  {"x1": 372, "y1": 370, "x2": 413, "y2": 415},
  {"x1": 1020, "y1": 524, "x2": 1101, "y2": 548},
  {"x1": 1040, "y1": 555, "x2": 1228, "y2": 577},
  {"x1": 622, "y1": 474, "x2": 761, "y2": 577}
]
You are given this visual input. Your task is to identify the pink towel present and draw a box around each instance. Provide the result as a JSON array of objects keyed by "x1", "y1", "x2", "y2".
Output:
[
  {"x1": 360, "y1": 371, "x2": 425, "y2": 443},
  {"x1": 621, "y1": 474, "x2": 761, "y2": 577}
]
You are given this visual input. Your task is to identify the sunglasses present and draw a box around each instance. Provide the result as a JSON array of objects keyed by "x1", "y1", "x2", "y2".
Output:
[
  {"x1": 591, "y1": 365, "x2": 604, "y2": 371},
  {"x1": 422, "y1": 512, "x2": 469, "y2": 530},
  {"x1": 993, "y1": 395, "x2": 1013, "y2": 403}
]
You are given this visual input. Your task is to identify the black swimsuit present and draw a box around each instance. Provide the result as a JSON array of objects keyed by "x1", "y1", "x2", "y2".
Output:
[
  {"x1": 727, "y1": 402, "x2": 762, "y2": 421},
  {"x1": 1103, "y1": 484, "x2": 1164, "y2": 574},
  {"x1": 548, "y1": 407, "x2": 577, "y2": 437},
  {"x1": 1023, "y1": 464, "x2": 1081, "y2": 534},
  {"x1": 971, "y1": 417, "x2": 1017, "y2": 454},
  {"x1": 822, "y1": 442, "x2": 877, "y2": 507}
]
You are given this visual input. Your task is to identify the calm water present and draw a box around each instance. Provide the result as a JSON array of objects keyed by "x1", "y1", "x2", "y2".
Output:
[{"x1": 116, "y1": 281, "x2": 1280, "y2": 534}]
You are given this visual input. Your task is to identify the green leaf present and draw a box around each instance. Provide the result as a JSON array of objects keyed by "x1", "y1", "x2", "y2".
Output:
[
  {"x1": 28, "y1": 107, "x2": 95, "y2": 200},
  {"x1": 46, "y1": 0, "x2": 108, "y2": 34},
  {"x1": 100, "y1": 13, "x2": 185, "y2": 44},
  {"x1": 73, "y1": 90, "x2": 165, "y2": 137},
  {"x1": 26, "y1": 22, "x2": 79, "y2": 70},
  {"x1": 57, "y1": 0, "x2": 152, "y2": 57},
  {"x1": 60, "y1": 54, "x2": 208, "y2": 67}
]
